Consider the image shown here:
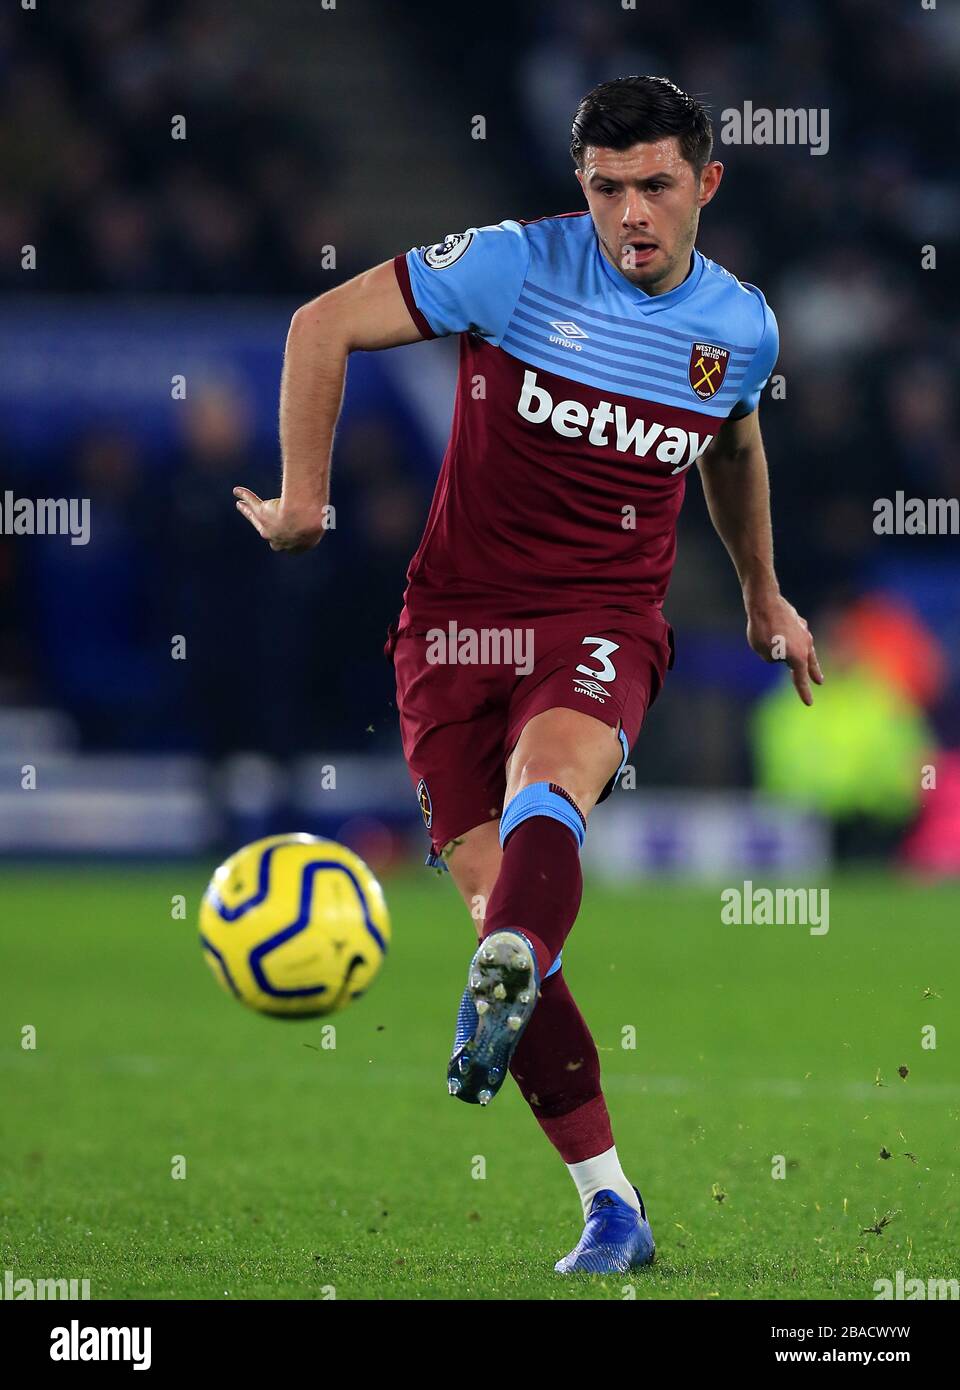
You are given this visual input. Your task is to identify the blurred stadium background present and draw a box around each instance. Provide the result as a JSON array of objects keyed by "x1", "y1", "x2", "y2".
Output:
[{"x1": 1, "y1": 0, "x2": 958, "y2": 875}]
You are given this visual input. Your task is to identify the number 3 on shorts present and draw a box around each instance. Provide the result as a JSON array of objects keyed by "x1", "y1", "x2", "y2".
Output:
[{"x1": 576, "y1": 636, "x2": 620, "y2": 683}]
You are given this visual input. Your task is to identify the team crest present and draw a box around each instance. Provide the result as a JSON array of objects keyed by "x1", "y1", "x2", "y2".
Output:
[
  {"x1": 688, "y1": 342, "x2": 730, "y2": 400},
  {"x1": 423, "y1": 231, "x2": 474, "y2": 269},
  {"x1": 416, "y1": 778, "x2": 433, "y2": 830}
]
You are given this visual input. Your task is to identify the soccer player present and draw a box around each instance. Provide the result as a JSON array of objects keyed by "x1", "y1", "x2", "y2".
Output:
[{"x1": 235, "y1": 76, "x2": 822, "y2": 1274}]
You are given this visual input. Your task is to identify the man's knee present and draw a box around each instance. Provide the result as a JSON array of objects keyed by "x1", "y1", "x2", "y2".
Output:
[
  {"x1": 514, "y1": 753, "x2": 588, "y2": 803},
  {"x1": 510, "y1": 753, "x2": 614, "y2": 820},
  {"x1": 507, "y1": 710, "x2": 622, "y2": 814}
]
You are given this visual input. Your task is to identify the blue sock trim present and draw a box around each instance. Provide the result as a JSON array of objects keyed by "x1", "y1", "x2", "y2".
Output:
[{"x1": 499, "y1": 781, "x2": 585, "y2": 849}]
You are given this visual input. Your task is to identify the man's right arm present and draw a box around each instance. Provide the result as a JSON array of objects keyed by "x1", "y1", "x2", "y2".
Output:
[{"x1": 234, "y1": 260, "x2": 425, "y2": 553}]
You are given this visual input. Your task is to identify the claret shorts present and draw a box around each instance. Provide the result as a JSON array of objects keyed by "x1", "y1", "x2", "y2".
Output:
[{"x1": 385, "y1": 607, "x2": 675, "y2": 858}]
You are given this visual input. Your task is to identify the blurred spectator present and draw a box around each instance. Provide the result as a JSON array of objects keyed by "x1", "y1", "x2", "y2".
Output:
[
  {"x1": 1, "y1": 0, "x2": 335, "y2": 295},
  {"x1": 164, "y1": 381, "x2": 311, "y2": 757},
  {"x1": 750, "y1": 596, "x2": 940, "y2": 859},
  {"x1": 28, "y1": 428, "x2": 174, "y2": 748}
]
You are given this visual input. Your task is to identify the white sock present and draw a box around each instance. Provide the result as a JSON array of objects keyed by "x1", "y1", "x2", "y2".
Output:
[{"x1": 566, "y1": 1144, "x2": 642, "y2": 1220}]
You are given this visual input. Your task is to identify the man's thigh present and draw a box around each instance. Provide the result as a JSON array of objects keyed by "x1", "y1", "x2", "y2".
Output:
[
  {"x1": 389, "y1": 610, "x2": 672, "y2": 867},
  {"x1": 503, "y1": 611, "x2": 674, "y2": 812},
  {"x1": 391, "y1": 627, "x2": 509, "y2": 859}
]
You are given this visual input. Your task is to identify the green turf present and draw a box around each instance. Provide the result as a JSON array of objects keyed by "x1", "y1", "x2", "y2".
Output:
[{"x1": 1, "y1": 864, "x2": 958, "y2": 1300}]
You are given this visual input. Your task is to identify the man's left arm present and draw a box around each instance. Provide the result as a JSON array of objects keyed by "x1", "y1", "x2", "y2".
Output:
[{"x1": 697, "y1": 409, "x2": 823, "y2": 705}]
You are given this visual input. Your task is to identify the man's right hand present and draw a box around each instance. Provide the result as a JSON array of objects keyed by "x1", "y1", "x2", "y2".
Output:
[{"x1": 233, "y1": 488, "x2": 327, "y2": 553}]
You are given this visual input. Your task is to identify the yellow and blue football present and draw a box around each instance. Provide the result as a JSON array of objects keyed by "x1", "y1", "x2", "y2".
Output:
[{"x1": 199, "y1": 833, "x2": 391, "y2": 1017}]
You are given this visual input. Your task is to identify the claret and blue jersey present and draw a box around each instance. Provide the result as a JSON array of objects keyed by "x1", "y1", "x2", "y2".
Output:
[{"x1": 392, "y1": 211, "x2": 778, "y2": 624}]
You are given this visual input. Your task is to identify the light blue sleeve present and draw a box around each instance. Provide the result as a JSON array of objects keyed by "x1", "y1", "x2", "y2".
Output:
[
  {"x1": 402, "y1": 220, "x2": 530, "y2": 344},
  {"x1": 729, "y1": 290, "x2": 779, "y2": 418}
]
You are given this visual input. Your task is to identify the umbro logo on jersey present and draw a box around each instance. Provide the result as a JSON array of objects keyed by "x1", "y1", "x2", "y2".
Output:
[
  {"x1": 517, "y1": 369, "x2": 714, "y2": 474},
  {"x1": 548, "y1": 320, "x2": 589, "y2": 351},
  {"x1": 550, "y1": 320, "x2": 587, "y2": 338}
]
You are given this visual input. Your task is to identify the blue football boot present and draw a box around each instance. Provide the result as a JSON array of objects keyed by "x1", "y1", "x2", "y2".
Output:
[
  {"x1": 554, "y1": 1188, "x2": 656, "y2": 1274},
  {"x1": 447, "y1": 929, "x2": 540, "y2": 1105}
]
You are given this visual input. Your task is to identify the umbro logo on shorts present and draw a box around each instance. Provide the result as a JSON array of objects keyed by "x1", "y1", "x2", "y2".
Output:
[{"x1": 572, "y1": 677, "x2": 608, "y2": 702}]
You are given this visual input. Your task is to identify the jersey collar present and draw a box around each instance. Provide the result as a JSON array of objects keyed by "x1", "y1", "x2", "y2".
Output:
[{"x1": 596, "y1": 239, "x2": 704, "y2": 314}]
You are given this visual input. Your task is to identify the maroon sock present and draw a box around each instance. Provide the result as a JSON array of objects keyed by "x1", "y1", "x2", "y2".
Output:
[
  {"x1": 509, "y1": 970, "x2": 614, "y2": 1163},
  {"x1": 481, "y1": 814, "x2": 583, "y2": 978}
]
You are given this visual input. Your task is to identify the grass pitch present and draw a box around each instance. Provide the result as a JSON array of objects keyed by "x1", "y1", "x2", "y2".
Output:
[{"x1": 2, "y1": 864, "x2": 958, "y2": 1300}]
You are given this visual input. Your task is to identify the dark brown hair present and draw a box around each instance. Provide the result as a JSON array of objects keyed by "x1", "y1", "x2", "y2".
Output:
[{"x1": 571, "y1": 76, "x2": 713, "y2": 173}]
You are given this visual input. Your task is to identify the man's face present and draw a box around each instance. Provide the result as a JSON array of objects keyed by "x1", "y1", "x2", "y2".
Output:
[{"x1": 576, "y1": 138, "x2": 722, "y2": 295}]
